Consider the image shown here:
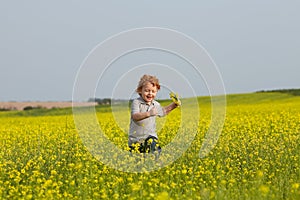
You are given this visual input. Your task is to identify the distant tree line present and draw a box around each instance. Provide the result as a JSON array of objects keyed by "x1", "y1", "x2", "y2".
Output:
[
  {"x1": 0, "y1": 105, "x2": 45, "y2": 111},
  {"x1": 23, "y1": 106, "x2": 45, "y2": 110},
  {"x1": 88, "y1": 98, "x2": 112, "y2": 105},
  {"x1": 87, "y1": 98, "x2": 132, "y2": 105},
  {"x1": 256, "y1": 88, "x2": 300, "y2": 96},
  {"x1": 0, "y1": 107, "x2": 16, "y2": 111}
]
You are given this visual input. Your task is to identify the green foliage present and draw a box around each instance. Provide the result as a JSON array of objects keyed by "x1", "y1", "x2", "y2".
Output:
[{"x1": 256, "y1": 88, "x2": 300, "y2": 96}]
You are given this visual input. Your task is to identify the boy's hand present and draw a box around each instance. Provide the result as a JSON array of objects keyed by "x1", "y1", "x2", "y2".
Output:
[
  {"x1": 149, "y1": 107, "x2": 158, "y2": 116},
  {"x1": 169, "y1": 92, "x2": 181, "y2": 107}
]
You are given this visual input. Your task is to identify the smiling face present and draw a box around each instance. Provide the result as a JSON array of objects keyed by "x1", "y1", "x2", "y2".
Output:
[{"x1": 141, "y1": 82, "x2": 158, "y2": 104}]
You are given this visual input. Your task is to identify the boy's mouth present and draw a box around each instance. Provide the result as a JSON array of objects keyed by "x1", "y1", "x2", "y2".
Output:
[{"x1": 146, "y1": 95, "x2": 153, "y2": 101}]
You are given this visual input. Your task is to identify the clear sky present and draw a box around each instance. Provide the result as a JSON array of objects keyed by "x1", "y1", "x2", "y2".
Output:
[{"x1": 1, "y1": 1, "x2": 299, "y2": 101}]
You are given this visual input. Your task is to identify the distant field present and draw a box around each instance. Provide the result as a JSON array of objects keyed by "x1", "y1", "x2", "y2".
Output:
[{"x1": 0, "y1": 101, "x2": 97, "y2": 111}]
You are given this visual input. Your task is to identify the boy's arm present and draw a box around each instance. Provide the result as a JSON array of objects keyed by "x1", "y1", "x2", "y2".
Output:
[
  {"x1": 163, "y1": 102, "x2": 178, "y2": 115},
  {"x1": 132, "y1": 107, "x2": 157, "y2": 121}
]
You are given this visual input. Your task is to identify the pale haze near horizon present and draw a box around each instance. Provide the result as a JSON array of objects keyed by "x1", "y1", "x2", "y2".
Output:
[{"x1": 0, "y1": 1, "x2": 299, "y2": 101}]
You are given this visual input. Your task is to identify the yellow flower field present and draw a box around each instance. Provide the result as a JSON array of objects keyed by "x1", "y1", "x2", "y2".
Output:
[{"x1": 0, "y1": 92, "x2": 299, "y2": 199}]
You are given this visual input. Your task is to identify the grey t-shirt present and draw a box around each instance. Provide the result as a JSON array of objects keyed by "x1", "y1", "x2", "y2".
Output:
[{"x1": 128, "y1": 97, "x2": 165, "y2": 146}]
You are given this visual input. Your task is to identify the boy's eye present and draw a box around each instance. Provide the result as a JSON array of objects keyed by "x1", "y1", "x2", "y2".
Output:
[{"x1": 144, "y1": 89, "x2": 156, "y2": 93}]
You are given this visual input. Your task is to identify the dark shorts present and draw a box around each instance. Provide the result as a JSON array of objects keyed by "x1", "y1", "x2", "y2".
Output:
[{"x1": 129, "y1": 136, "x2": 162, "y2": 154}]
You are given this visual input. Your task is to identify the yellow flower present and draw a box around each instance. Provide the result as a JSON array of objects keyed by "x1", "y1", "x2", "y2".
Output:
[
  {"x1": 292, "y1": 183, "x2": 299, "y2": 189},
  {"x1": 169, "y1": 92, "x2": 181, "y2": 106},
  {"x1": 50, "y1": 170, "x2": 57, "y2": 176},
  {"x1": 157, "y1": 191, "x2": 169, "y2": 200},
  {"x1": 259, "y1": 185, "x2": 270, "y2": 195},
  {"x1": 131, "y1": 183, "x2": 141, "y2": 191},
  {"x1": 257, "y1": 170, "x2": 264, "y2": 178}
]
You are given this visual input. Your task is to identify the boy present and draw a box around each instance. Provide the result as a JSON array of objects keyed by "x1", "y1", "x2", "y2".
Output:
[{"x1": 128, "y1": 74, "x2": 181, "y2": 154}]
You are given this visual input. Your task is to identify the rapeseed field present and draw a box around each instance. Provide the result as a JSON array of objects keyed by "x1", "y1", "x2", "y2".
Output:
[{"x1": 0, "y1": 92, "x2": 299, "y2": 199}]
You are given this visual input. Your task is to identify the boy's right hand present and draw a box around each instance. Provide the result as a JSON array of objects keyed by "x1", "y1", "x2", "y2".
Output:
[{"x1": 149, "y1": 107, "x2": 158, "y2": 116}]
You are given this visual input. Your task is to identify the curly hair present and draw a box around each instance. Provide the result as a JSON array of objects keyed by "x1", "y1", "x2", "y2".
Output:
[{"x1": 136, "y1": 74, "x2": 161, "y2": 95}]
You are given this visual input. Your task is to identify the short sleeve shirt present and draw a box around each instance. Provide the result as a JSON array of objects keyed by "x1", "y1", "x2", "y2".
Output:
[{"x1": 128, "y1": 97, "x2": 165, "y2": 145}]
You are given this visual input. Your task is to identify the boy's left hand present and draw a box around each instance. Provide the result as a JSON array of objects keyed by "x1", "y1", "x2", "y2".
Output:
[{"x1": 169, "y1": 92, "x2": 181, "y2": 107}]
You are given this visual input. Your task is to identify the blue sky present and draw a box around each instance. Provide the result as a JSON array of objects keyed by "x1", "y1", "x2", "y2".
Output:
[{"x1": 1, "y1": 1, "x2": 299, "y2": 101}]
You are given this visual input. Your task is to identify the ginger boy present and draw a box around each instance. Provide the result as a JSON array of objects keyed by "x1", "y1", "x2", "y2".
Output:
[{"x1": 128, "y1": 74, "x2": 180, "y2": 154}]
